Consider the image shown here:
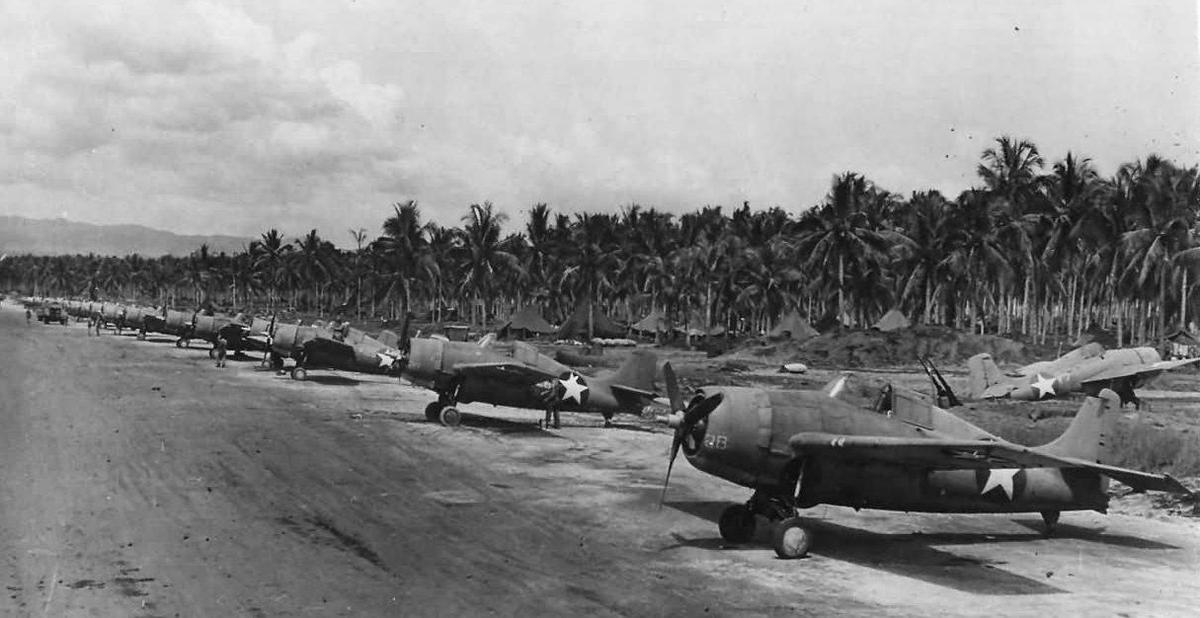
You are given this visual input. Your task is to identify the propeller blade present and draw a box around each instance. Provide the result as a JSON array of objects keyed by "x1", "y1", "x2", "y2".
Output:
[
  {"x1": 658, "y1": 391, "x2": 722, "y2": 510},
  {"x1": 659, "y1": 432, "x2": 683, "y2": 510},
  {"x1": 683, "y1": 392, "x2": 722, "y2": 427},
  {"x1": 663, "y1": 362, "x2": 682, "y2": 413}
]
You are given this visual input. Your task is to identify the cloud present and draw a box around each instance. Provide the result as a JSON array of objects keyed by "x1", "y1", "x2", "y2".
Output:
[
  {"x1": 0, "y1": 0, "x2": 412, "y2": 236},
  {"x1": 0, "y1": 0, "x2": 1195, "y2": 242}
]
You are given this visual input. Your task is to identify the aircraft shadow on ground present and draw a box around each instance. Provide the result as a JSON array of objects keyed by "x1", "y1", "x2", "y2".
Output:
[
  {"x1": 662, "y1": 500, "x2": 1064, "y2": 595},
  {"x1": 1007, "y1": 519, "x2": 1179, "y2": 550},
  {"x1": 388, "y1": 412, "x2": 568, "y2": 438},
  {"x1": 298, "y1": 375, "x2": 362, "y2": 386}
]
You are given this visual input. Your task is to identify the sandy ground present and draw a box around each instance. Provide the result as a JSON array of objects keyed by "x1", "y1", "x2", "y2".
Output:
[{"x1": 3, "y1": 302, "x2": 1200, "y2": 617}]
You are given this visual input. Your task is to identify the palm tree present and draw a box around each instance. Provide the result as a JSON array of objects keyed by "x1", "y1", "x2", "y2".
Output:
[
  {"x1": 377, "y1": 201, "x2": 437, "y2": 320},
  {"x1": 457, "y1": 202, "x2": 521, "y2": 328},
  {"x1": 793, "y1": 173, "x2": 905, "y2": 325}
]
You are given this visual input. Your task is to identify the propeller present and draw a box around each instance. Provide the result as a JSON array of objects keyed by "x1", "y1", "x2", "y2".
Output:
[{"x1": 658, "y1": 363, "x2": 722, "y2": 509}]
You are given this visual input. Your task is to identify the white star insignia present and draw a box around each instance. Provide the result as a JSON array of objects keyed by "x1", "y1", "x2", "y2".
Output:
[
  {"x1": 1031, "y1": 373, "x2": 1057, "y2": 398},
  {"x1": 377, "y1": 352, "x2": 397, "y2": 368},
  {"x1": 981, "y1": 468, "x2": 1020, "y2": 500},
  {"x1": 558, "y1": 373, "x2": 588, "y2": 404}
]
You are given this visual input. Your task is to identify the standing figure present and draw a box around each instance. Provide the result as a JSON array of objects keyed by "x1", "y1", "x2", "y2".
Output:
[{"x1": 214, "y1": 335, "x2": 228, "y2": 368}]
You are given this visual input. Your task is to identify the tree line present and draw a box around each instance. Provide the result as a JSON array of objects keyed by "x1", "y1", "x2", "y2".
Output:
[{"x1": 3, "y1": 136, "x2": 1198, "y2": 345}]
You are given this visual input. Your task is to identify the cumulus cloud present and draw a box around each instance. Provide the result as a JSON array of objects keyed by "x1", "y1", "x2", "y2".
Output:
[{"x1": 0, "y1": 0, "x2": 412, "y2": 236}]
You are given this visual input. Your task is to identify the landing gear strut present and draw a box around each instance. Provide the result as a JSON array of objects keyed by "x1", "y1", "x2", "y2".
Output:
[
  {"x1": 1040, "y1": 510, "x2": 1060, "y2": 537},
  {"x1": 428, "y1": 381, "x2": 463, "y2": 427}
]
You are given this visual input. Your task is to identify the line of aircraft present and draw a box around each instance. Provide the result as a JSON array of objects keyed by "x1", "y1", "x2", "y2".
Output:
[{"x1": 22, "y1": 296, "x2": 1197, "y2": 560}]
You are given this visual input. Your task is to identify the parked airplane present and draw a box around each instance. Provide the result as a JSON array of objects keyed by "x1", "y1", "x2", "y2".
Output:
[
  {"x1": 657, "y1": 367, "x2": 1191, "y2": 559},
  {"x1": 964, "y1": 346, "x2": 1199, "y2": 407},
  {"x1": 401, "y1": 335, "x2": 658, "y2": 428},
  {"x1": 267, "y1": 321, "x2": 405, "y2": 380}
]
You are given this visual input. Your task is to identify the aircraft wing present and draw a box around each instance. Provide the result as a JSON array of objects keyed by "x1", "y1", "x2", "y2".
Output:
[
  {"x1": 450, "y1": 362, "x2": 559, "y2": 384},
  {"x1": 788, "y1": 433, "x2": 1064, "y2": 468},
  {"x1": 787, "y1": 432, "x2": 1191, "y2": 494},
  {"x1": 611, "y1": 384, "x2": 657, "y2": 400},
  {"x1": 1080, "y1": 357, "x2": 1200, "y2": 384},
  {"x1": 302, "y1": 336, "x2": 358, "y2": 363}
]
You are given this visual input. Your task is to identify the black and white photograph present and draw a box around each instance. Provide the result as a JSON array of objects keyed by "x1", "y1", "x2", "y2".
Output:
[{"x1": 1, "y1": 1, "x2": 1198, "y2": 615}]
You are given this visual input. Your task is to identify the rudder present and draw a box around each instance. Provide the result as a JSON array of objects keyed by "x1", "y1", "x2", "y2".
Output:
[
  {"x1": 611, "y1": 350, "x2": 658, "y2": 392},
  {"x1": 1041, "y1": 389, "x2": 1119, "y2": 464}
]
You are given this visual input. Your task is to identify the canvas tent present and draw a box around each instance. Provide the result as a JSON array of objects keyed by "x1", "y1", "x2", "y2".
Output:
[
  {"x1": 873, "y1": 309, "x2": 910, "y2": 332},
  {"x1": 631, "y1": 309, "x2": 670, "y2": 335},
  {"x1": 556, "y1": 305, "x2": 626, "y2": 340},
  {"x1": 497, "y1": 306, "x2": 556, "y2": 338},
  {"x1": 768, "y1": 311, "x2": 818, "y2": 341},
  {"x1": 1166, "y1": 329, "x2": 1200, "y2": 359}
]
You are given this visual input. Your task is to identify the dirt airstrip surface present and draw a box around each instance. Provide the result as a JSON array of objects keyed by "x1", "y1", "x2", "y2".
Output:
[{"x1": 2, "y1": 302, "x2": 1199, "y2": 617}]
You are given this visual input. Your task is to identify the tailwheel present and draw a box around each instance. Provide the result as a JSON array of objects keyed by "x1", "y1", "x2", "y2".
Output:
[
  {"x1": 424, "y1": 401, "x2": 442, "y2": 421},
  {"x1": 439, "y1": 406, "x2": 461, "y2": 427},
  {"x1": 772, "y1": 517, "x2": 813, "y2": 559},
  {"x1": 1040, "y1": 510, "x2": 1060, "y2": 537},
  {"x1": 718, "y1": 504, "x2": 756, "y2": 544},
  {"x1": 291, "y1": 367, "x2": 307, "y2": 381}
]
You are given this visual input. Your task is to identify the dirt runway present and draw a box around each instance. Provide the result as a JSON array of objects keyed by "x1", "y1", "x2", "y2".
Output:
[{"x1": 2, "y1": 303, "x2": 1198, "y2": 617}]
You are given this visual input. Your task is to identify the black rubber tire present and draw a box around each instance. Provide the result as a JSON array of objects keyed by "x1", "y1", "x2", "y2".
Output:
[
  {"x1": 291, "y1": 367, "x2": 307, "y2": 381},
  {"x1": 718, "y1": 504, "x2": 756, "y2": 544},
  {"x1": 208, "y1": 348, "x2": 216, "y2": 359},
  {"x1": 439, "y1": 406, "x2": 462, "y2": 427},
  {"x1": 424, "y1": 401, "x2": 442, "y2": 421},
  {"x1": 772, "y1": 517, "x2": 812, "y2": 559}
]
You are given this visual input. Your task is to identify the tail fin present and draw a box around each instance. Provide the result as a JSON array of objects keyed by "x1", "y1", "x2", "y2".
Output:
[
  {"x1": 1041, "y1": 390, "x2": 1119, "y2": 464},
  {"x1": 966, "y1": 353, "x2": 1005, "y2": 398},
  {"x1": 377, "y1": 329, "x2": 400, "y2": 349},
  {"x1": 611, "y1": 350, "x2": 658, "y2": 391}
]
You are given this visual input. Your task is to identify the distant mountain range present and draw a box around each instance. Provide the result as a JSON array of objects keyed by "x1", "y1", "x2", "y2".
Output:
[{"x1": 0, "y1": 216, "x2": 251, "y2": 257}]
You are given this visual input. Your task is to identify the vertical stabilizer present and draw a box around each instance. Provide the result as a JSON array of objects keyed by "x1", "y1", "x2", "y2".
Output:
[
  {"x1": 611, "y1": 350, "x2": 658, "y2": 391},
  {"x1": 966, "y1": 353, "x2": 1005, "y2": 398},
  {"x1": 1041, "y1": 390, "x2": 1119, "y2": 464}
]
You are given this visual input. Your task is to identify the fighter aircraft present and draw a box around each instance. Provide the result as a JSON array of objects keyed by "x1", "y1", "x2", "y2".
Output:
[
  {"x1": 188, "y1": 311, "x2": 253, "y2": 358},
  {"x1": 963, "y1": 346, "x2": 1200, "y2": 407},
  {"x1": 266, "y1": 321, "x2": 405, "y2": 380},
  {"x1": 401, "y1": 334, "x2": 658, "y2": 428},
  {"x1": 156, "y1": 308, "x2": 196, "y2": 345},
  {"x1": 657, "y1": 368, "x2": 1191, "y2": 559}
]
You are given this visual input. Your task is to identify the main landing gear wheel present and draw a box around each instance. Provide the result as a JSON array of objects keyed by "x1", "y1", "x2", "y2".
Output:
[
  {"x1": 718, "y1": 504, "x2": 757, "y2": 544},
  {"x1": 424, "y1": 401, "x2": 442, "y2": 421},
  {"x1": 772, "y1": 517, "x2": 812, "y2": 559},
  {"x1": 137, "y1": 331, "x2": 145, "y2": 341},
  {"x1": 175, "y1": 339, "x2": 183, "y2": 348},
  {"x1": 291, "y1": 367, "x2": 307, "y2": 381},
  {"x1": 439, "y1": 406, "x2": 461, "y2": 427},
  {"x1": 208, "y1": 348, "x2": 217, "y2": 359}
]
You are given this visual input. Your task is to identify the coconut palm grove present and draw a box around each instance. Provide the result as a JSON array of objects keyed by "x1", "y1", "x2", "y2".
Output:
[{"x1": 4, "y1": 136, "x2": 1199, "y2": 345}]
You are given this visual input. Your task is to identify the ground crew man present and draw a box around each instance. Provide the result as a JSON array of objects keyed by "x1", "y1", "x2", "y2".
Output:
[
  {"x1": 25, "y1": 308, "x2": 32, "y2": 324},
  {"x1": 214, "y1": 335, "x2": 228, "y2": 368}
]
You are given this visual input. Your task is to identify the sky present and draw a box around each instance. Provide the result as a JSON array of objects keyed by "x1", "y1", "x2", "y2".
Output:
[{"x1": 0, "y1": 0, "x2": 1196, "y2": 245}]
